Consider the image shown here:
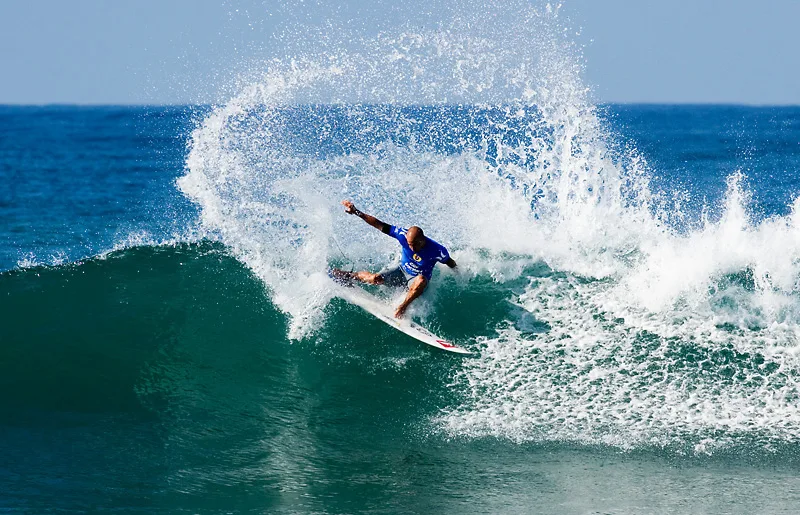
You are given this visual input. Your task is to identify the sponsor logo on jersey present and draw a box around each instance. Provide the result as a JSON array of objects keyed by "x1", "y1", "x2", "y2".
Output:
[{"x1": 412, "y1": 253, "x2": 422, "y2": 262}]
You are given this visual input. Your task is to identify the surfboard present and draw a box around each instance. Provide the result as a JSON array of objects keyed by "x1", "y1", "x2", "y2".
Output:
[{"x1": 332, "y1": 282, "x2": 471, "y2": 355}]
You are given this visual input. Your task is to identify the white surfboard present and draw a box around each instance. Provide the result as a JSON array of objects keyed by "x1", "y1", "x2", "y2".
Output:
[{"x1": 333, "y1": 283, "x2": 471, "y2": 354}]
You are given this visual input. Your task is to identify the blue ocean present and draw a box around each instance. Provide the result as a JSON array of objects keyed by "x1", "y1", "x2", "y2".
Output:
[{"x1": 3, "y1": 6, "x2": 800, "y2": 513}]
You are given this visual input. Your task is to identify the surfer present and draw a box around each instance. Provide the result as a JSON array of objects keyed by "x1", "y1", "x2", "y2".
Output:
[{"x1": 331, "y1": 200, "x2": 457, "y2": 318}]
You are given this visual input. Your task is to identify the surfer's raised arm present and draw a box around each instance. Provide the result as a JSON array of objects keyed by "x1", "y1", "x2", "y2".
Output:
[{"x1": 341, "y1": 200, "x2": 391, "y2": 234}]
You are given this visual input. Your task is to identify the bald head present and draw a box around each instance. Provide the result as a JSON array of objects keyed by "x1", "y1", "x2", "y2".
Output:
[{"x1": 406, "y1": 226, "x2": 427, "y2": 252}]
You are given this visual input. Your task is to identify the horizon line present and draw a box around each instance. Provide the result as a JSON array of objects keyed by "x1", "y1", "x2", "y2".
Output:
[{"x1": 1, "y1": 101, "x2": 799, "y2": 108}]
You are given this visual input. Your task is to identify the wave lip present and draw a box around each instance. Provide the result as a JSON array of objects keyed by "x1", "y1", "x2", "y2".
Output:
[{"x1": 177, "y1": 1, "x2": 654, "y2": 339}]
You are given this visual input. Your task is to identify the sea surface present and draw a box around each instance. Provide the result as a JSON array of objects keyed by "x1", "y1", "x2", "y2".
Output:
[
  {"x1": 4, "y1": 7, "x2": 800, "y2": 513},
  {"x1": 3, "y1": 102, "x2": 800, "y2": 514}
]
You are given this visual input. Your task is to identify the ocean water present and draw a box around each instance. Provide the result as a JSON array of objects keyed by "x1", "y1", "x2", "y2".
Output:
[{"x1": 4, "y1": 4, "x2": 800, "y2": 514}]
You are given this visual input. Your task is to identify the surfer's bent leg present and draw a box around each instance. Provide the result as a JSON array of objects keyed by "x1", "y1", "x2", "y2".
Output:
[
  {"x1": 352, "y1": 271, "x2": 384, "y2": 285},
  {"x1": 330, "y1": 268, "x2": 383, "y2": 286},
  {"x1": 394, "y1": 275, "x2": 428, "y2": 318}
]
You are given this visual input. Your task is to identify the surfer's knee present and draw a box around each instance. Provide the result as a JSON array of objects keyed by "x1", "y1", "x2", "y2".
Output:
[{"x1": 409, "y1": 275, "x2": 427, "y2": 292}]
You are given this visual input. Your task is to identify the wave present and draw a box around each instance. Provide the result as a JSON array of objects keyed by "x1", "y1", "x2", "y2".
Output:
[
  {"x1": 15, "y1": 1, "x2": 792, "y2": 453},
  {"x1": 175, "y1": 0, "x2": 800, "y2": 452},
  {"x1": 0, "y1": 242, "x2": 489, "y2": 415},
  {"x1": 6, "y1": 233, "x2": 800, "y2": 455}
]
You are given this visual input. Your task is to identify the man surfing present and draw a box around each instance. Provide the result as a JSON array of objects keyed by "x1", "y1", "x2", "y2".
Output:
[{"x1": 330, "y1": 200, "x2": 457, "y2": 318}]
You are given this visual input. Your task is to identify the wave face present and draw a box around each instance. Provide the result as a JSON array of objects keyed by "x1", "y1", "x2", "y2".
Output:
[
  {"x1": 0, "y1": 243, "x2": 492, "y2": 512},
  {"x1": 174, "y1": 0, "x2": 800, "y2": 453}
]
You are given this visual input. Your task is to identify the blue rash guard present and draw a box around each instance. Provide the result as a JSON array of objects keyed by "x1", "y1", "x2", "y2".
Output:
[{"x1": 388, "y1": 225, "x2": 451, "y2": 280}]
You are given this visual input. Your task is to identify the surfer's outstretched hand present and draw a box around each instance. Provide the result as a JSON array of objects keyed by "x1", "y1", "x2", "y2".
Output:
[
  {"x1": 341, "y1": 200, "x2": 356, "y2": 214},
  {"x1": 394, "y1": 305, "x2": 407, "y2": 318}
]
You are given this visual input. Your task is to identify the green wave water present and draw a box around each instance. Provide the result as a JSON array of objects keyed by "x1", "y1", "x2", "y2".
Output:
[{"x1": 5, "y1": 242, "x2": 800, "y2": 513}]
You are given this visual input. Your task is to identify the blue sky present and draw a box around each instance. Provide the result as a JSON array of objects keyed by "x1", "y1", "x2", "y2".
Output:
[{"x1": 1, "y1": 0, "x2": 798, "y2": 105}]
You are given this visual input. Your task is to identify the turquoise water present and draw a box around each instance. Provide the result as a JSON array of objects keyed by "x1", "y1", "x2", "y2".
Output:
[{"x1": 4, "y1": 243, "x2": 800, "y2": 513}]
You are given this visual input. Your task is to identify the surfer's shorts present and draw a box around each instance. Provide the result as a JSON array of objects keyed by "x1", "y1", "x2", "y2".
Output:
[{"x1": 378, "y1": 266, "x2": 412, "y2": 289}]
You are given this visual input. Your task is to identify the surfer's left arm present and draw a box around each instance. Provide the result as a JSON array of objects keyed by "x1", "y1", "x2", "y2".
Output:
[{"x1": 443, "y1": 257, "x2": 457, "y2": 268}]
